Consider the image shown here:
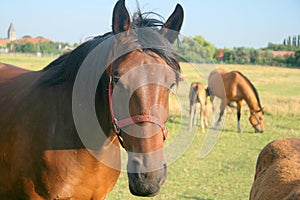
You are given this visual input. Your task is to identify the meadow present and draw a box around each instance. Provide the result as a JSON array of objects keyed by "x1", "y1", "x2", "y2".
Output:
[{"x1": 1, "y1": 54, "x2": 299, "y2": 199}]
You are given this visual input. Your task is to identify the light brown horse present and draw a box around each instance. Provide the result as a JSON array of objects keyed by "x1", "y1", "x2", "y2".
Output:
[
  {"x1": 0, "y1": 1, "x2": 184, "y2": 199},
  {"x1": 250, "y1": 138, "x2": 300, "y2": 200},
  {"x1": 189, "y1": 82, "x2": 208, "y2": 132},
  {"x1": 207, "y1": 68, "x2": 264, "y2": 133}
]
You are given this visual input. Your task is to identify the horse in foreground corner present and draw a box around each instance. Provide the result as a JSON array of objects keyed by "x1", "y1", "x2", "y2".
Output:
[
  {"x1": 0, "y1": 0, "x2": 184, "y2": 199},
  {"x1": 250, "y1": 138, "x2": 300, "y2": 200},
  {"x1": 207, "y1": 68, "x2": 264, "y2": 133},
  {"x1": 189, "y1": 82, "x2": 208, "y2": 132}
]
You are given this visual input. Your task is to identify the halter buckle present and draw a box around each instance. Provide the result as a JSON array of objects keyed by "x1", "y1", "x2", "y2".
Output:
[
  {"x1": 113, "y1": 118, "x2": 121, "y2": 134},
  {"x1": 162, "y1": 126, "x2": 168, "y2": 140}
]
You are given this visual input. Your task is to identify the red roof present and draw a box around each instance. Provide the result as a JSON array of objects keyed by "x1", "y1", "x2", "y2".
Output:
[
  {"x1": 0, "y1": 39, "x2": 10, "y2": 45},
  {"x1": 215, "y1": 49, "x2": 224, "y2": 59},
  {"x1": 272, "y1": 51, "x2": 295, "y2": 58},
  {"x1": 0, "y1": 37, "x2": 51, "y2": 46},
  {"x1": 18, "y1": 37, "x2": 51, "y2": 44}
]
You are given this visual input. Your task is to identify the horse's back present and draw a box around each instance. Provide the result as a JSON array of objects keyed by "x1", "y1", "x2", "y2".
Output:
[
  {"x1": 250, "y1": 138, "x2": 300, "y2": 200},
  {"x1": 207, "y1": 68, "x2": 228, "y2": 99},
  {"x1": 0, "y1": 62, "x2": 37, "y2": 120},
  {"x1": 0, "y1": 63, "x2": 31, "y2": 83},
  {"x1": 208, "y1": 69, "x2": 245, "y2": 101},
  {"x1": 189, "y1": 82, "x2": 207, "y2": 104}
]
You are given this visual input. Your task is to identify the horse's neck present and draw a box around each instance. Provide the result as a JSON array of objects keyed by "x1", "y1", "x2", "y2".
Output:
[
  {"x1": 240, "y1": 83, "x2": 260, "y2": 112},
  {"x1": 53, "y1": 81, "x2": 114, "y2": 148}
]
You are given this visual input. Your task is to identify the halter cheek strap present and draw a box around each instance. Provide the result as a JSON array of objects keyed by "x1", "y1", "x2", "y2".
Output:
[
  {"x1": 250, "y1": 112, "x2": 261, "y2": 128},
  {"x1": 108, "y1": 70, "x2": 168, "y2": 148}
]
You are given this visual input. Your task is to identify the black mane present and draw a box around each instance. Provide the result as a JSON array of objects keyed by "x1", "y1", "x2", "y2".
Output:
[
  {"x1": 236, "y1": 71, "x2": 262, "y2": 108},
  {"x1": 38, "y1": 10, "x2": 180, "y2": 86}
]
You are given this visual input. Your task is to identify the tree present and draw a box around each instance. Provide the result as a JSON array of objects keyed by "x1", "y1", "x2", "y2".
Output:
[
  {"x1": 22, "y1": 35, "x2": 32, "y2": 39},
  {"x1": 292, "y1": 36, "x2": 297, "y2": 47},
  {"x1": 222, "y1": 48, "x2": 234, "y2": 64},
  {"x1": 15, "y1": 42, "x2": 37, "y2": 53},
  {"x1": 177, "y1": 35, "x2": 217, "y2": 63},
  {"x1": 261, "y1": 50, "x2": 273, "y2": 65},
  {"x1": 232, "y1": 47, "x2": 250, "y2": 64},
  {"x1": 294, "y1": 50, "x2": 300, "y2": 67},
  {"x1": 249, "y1": 49, "x2": 262, "y2": 64},
  {"x1": 287, "y1": 36, "x2": 291, "y2": 46},
  {"x1": 39, "y1": 42, "x2": 59, "y2": 54}
]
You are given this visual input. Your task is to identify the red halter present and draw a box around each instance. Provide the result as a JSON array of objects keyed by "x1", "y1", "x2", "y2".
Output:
[{"x1": 108, "y1": 70, "x2": 169, "y2": 148}]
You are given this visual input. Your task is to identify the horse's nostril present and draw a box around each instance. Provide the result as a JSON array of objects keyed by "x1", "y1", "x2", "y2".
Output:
[
  {"x1": 141, "y1": 172, "x2": 147, "y2": 179},
  {"x1": 127, "y1": 156, "x2": 143, "y2": 173}
]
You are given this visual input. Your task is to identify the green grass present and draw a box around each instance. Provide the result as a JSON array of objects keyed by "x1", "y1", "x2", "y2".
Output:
[
  {"x1": 2, "y1": 54, "x2": 299, "y2": 199},
  {"x1": 0, "y1": 53, "x2": 56, "y2": 70}
]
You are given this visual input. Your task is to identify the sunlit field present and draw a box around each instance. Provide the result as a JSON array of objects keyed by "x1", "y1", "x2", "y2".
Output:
[
  {"x1": 1, "y1": 54, "x2": 299, "y2": 199},
  {"x1": 0, "y1": 53, "x2": 56, "y2": 70}
]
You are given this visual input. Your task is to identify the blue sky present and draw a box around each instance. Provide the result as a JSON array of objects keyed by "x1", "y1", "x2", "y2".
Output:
[{"x1": 1, "y1": 0, "x2": 300, "y2": 48}]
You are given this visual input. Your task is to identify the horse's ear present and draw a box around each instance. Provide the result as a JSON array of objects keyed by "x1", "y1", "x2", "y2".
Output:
[
  {"x1": 112, "y1": 0, "x2": 130, "y2": 34},
  {"x1": 161, "y1": 4, "x2": 184, "y2": 43}
]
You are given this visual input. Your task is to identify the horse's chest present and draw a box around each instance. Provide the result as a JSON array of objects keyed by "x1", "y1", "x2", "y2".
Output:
[{"x1": 41, "y1": 149, "x2": 120, "y2": 199}]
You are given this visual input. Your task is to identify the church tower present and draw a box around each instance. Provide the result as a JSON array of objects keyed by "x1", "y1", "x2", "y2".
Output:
[{"x1": 8, "y1": 23, "x2": 16, "y2": 41}]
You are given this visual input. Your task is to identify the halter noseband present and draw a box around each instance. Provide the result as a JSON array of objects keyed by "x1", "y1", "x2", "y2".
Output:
[
  {"x1": 108, "y1": 69, "x2": 169, "y2": 148},
  {"x1": 250, "y1": 110, "x2": 262, "y2": 128}
]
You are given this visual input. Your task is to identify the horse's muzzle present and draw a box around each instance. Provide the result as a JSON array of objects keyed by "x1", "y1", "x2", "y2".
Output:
[
  {"x1": 127, "y1": 156, "x2": 167, "y2": 196},
  {"x1": 255, "y1": 128, "x2": 264, "y2": 133}
]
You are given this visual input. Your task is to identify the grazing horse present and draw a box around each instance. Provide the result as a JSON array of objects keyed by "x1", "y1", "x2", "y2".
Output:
[
  {"x1": 250, "y1": 138, "x2": 300, "y2": 200},
  {"x1": 189, "y1": 82, "x2": 208, "y2": 132},
  {"x1": 207, "y1": 68, "x2": 264, "y2": 133},
  {"x1": 0, "y1": 0, "x2": 184, "y2": 199}
]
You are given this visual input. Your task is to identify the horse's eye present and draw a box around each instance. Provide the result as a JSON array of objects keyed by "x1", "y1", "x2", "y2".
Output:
[{"x1": 113, "y1": 76, "x2": 120, "y2": 84}]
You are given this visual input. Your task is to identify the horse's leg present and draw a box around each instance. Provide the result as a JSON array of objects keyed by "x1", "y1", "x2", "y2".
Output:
[
  {"x1": 237, "y1": 100, "x2": 243, "y2": 133},
  {"x1": 216, "y1": 99, "x2": 226, "y2": 129},
  {"x1": 204, "y1": 101, "x2": 209, "y2": 128},
  {"x1": 210, "y1": 95, "x2": 215, "y2": 113},
  {"x1": 210, "y1": 95, "x2": 216, "y2": 125},
  {"x1": 199, "y1": 103, "x2": 205, "y2": 133},
  {"x1": 189, "y1": 103, "x2": 195, "y2": 130},
  {"x1": 194, "y1": 103, "x2": 198, "y2": 126}
]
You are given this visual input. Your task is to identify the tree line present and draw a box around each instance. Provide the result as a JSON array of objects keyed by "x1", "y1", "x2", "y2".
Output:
[
  {"x1": 283, "y1": 35, "x2": 300, "y2": 48},
  {"x1": 3, "y1": 34, "x2": 300, "y2": 67},
  {"x1": 5, "y1": 36, "x2": 72, "y2": 55},
  {"x1": 176, "y1": 35, "x2": 300, "y2": 67},
  {"x1": 12, "y1": 42, "x2": 60, "y2": 55}
]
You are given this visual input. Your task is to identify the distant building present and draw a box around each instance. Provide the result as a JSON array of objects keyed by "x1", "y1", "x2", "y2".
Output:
[
  {"x1": 7, "y1": 23, "x2": 16, "y2": 41},
  {"x1": 0, "y1": 23, "x2": 51, "y2": 52},
  {"x1": 271, "y1": 51, "x2": 295, "y2": 58},
  {"x1": 18, "y1": 37, "x2": 51, "y2": 44},
  {"x1": 215, "y1": 49, "x2": 224, "y2": 62}
]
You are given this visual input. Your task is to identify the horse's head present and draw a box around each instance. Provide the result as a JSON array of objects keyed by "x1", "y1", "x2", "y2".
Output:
[
  {"x1": 249, "y1": 107, "x2": 264, "y2": 133},
  {"x1": 108, "y1": 0, "x2": 183, "y2": 196}
]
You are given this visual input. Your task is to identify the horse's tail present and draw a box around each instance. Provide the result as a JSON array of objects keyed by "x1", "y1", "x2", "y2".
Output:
[
  {"x1": 206, "y1": 87, "x2": 210, "y2": 97},
  {"x1": 189, "y1": 85, "x2": 198, "y2": 107}
]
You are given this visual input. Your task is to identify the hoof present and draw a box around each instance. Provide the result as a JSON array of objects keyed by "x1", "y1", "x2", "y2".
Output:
[{"x1": 215, "y1": 121, "x2": 222, "y2": 130}]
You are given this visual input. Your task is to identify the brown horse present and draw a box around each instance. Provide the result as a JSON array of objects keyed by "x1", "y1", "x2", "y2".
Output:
[
  {"x1": 0, "y1": 0, "x2": 184, "y2": 199},
  {"x1": 250, "y1": 138, "x2": 300, "y2": 200},
  {"x1": 189, "y1": 82, "x2": 208, "y2": 132},
  {"x1": 207, "y1": 68, "x2": 264, "y2": 133}
]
